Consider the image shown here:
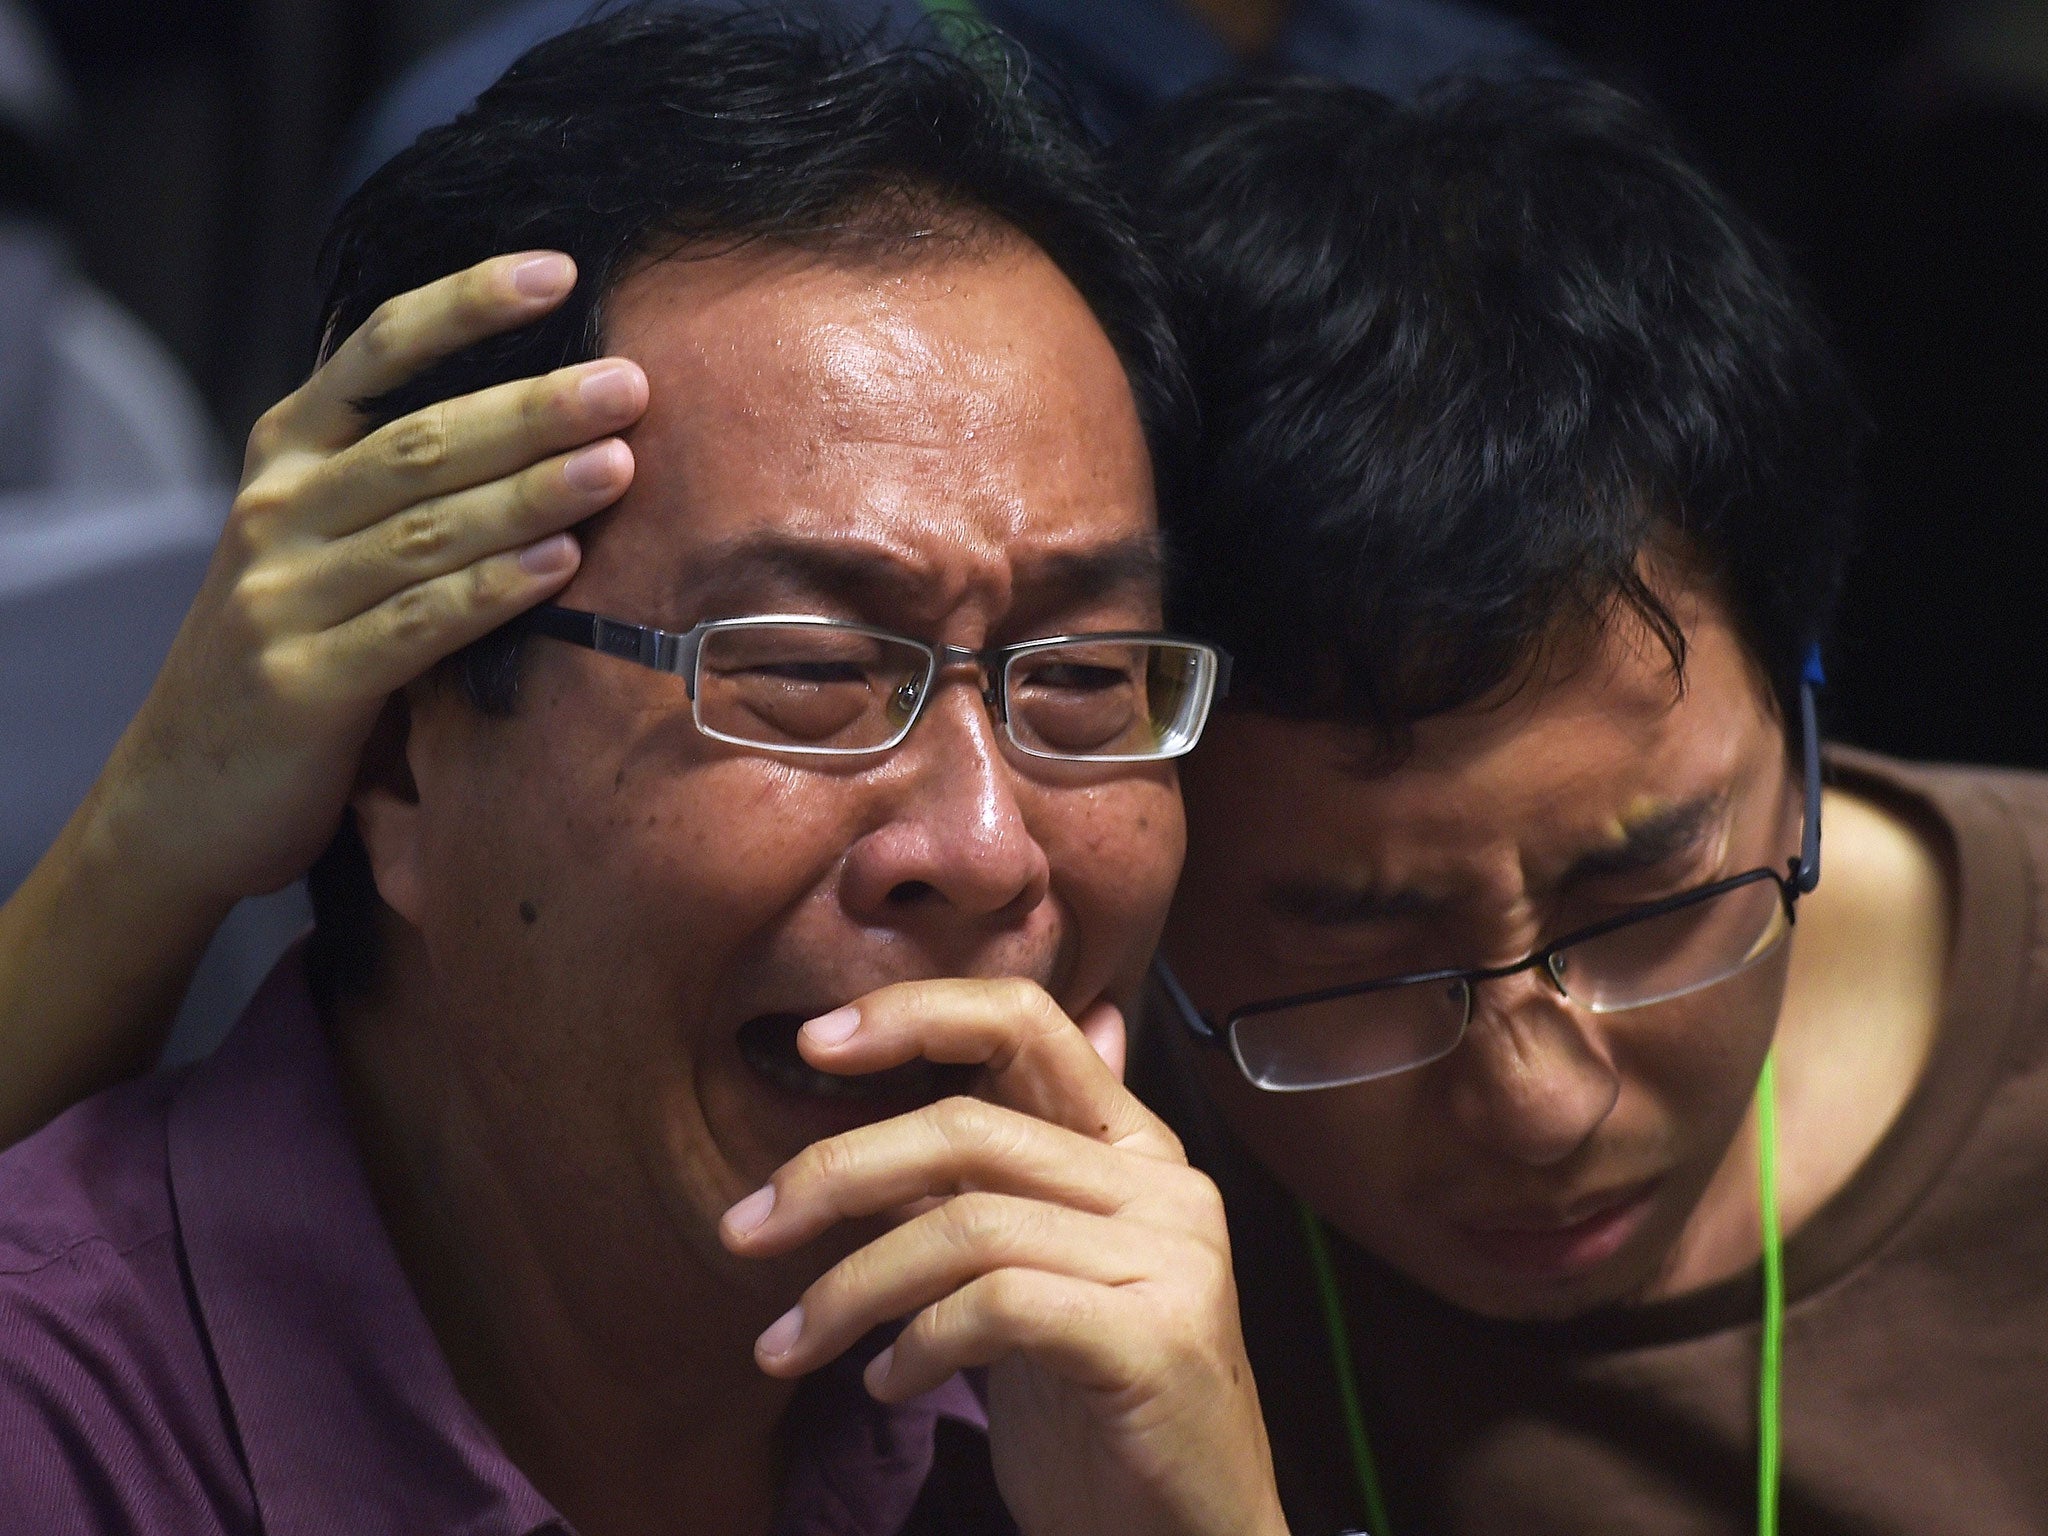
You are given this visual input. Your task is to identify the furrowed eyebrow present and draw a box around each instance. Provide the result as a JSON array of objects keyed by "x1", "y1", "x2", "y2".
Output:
[
  {"x1": 1561, "y1": 793, "x2": 1728, "y2": 884},
  {"x1": 675, "y1": 535, "x2": 930, "y2": 615},
  {"x1": 1261, "y1": 880, "x2": 1448, "y2": 927},
  {"x1": 671, "y1": 532, "x2": 1165, "y2": 622},
  {"x1": 1013, "y1": 535, "x2": 1166, "y2": 610}
]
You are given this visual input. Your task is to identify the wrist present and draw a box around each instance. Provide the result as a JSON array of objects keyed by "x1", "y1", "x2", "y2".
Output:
[{"x1": 69, "y1": 752, "x2": 239, "y2": 935}]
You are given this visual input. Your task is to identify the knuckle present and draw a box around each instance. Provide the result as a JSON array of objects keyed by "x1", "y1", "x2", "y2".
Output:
[
  {"x1": 463, "y1": 550, "x2": 518, "y2": 609},
  {"x1": 937, "y1": 1191, "x2": 1008, "y2": 1251},
  {"x1": 516, "y1": 455, "x2": 566, "y2": 521},
  {"x1": 1017, "y1": 981, "x2": 1073, "y2": 1044},
  {"x1": 978, "y1": 1268, "x2": 1072, "y2": 1335},
  {"x1": 382, "y1": 583, "x2": 441, "y2": 646},
  {"x1": 968, "y1": 1267, "x2": 1032, "y2": 1326},
  {"x1": 1178, "y1": 1236, "x2": 1233, "y2": 1301},
  {"x1": 228, "y1": 562, "x2": 292, "y2": 629},
  {"x1": 461, "y1": 261, "x2": 504, "y2": 317},
  {"x1": 380, "y1": 405, "x2": 449, "y2": 474},
  {"x1": 387, "y1": 507, "x2": 455, "y2": 565},
  {"x1": 1173, "y1": 1168, "x2": 1227, "y2": 1229},
  {"x1": 230, "y1": 471, "x2": 298, "y2": 529},
  {"x1": 242, "y1": 401, "x2": 293, "y2": 467},
  {"x1": 984, "y1": 1267, "x2": 1032, "y2": 1315},
  {"x1": 933, "y1": 1095, "x2": 1011, "y2": 1159},
  {"x1": 995, "y1": 975, "x2": 1053, "y2": 1019},
  {"x1": 800, "y1": 1134, "x2": 860, "y2": 1195},
  {"x1": 357, "y1": 300, "x2": 406, "y2": 367},
  {"x1": 254, "y1": 635, "x2": 318, "y2": 705},
  {"x1": 523, "y1": 373, "x2": 563, "y2": 432}
]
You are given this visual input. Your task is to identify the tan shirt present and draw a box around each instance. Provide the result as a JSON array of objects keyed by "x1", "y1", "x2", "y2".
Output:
[{"x1": 1145, "y1": 750, "x2": 2048, "y2": 1536}]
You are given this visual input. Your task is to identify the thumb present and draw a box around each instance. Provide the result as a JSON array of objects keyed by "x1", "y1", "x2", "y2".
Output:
[{"x1": 1077, "y1": 1000, "x2": 1127, "y2": 1081}]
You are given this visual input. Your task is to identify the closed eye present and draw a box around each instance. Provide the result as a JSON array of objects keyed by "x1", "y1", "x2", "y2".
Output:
[
  {"x1": 739, "y1": 661, "x2": 868, "y2": 684},
  {"x1": 1023, "y1": 662, "x2": 1130, "y2": 693}
]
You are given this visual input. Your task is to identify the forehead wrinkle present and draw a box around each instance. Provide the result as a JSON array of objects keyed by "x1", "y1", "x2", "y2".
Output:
[{"x1": 668, "y1": 525, "x2": 1162, "y2": 630}]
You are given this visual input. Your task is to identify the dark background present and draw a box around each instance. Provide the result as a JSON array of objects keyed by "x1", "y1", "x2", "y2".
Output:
[{"x1": 28, "y1": 0, "x2": 2048, "y2": 769}]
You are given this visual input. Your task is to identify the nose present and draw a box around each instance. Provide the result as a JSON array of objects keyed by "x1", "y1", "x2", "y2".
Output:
[
  {"x1": 1444, "y1": 969, "x2": 1621, "y2": 1167},
  {"x1": 838, "y1": 674, "x2": 1052, "y2": 928}
]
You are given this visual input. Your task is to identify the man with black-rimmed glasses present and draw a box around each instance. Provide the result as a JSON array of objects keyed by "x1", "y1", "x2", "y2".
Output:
[{"x1": 1124, "y1": 74, "x2": 2047, "y2": 1536}]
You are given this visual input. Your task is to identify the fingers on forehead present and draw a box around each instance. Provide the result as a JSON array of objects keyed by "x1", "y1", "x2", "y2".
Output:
[{"x1": 308, "y1": 253, "x2": 576, "y2": 434}]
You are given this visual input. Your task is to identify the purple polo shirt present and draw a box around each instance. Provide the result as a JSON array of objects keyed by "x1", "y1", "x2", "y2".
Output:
[{"x1": 0, "y1": 952, "x2": 996, "y2": 1535}]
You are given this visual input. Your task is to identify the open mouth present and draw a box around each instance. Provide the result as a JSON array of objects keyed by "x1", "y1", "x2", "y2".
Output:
[{"x1": 735, "y1": 1012, "x2": 976, "y2": 1105}]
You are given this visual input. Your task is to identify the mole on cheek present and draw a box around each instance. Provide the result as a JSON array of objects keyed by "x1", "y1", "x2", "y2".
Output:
[{"x1": 519, "y1": 899, "x2": 540, "y2": 925}]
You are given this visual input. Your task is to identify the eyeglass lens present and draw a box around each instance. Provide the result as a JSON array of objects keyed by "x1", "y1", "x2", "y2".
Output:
[
  {"x1": 693, "y1": 623, "x2": 1210, "y2": 759},
  {"x1": 696, "y1": 624, "x2": 931, "y2": 752},
  {"x1": 1228, "y1": 875, "x2": 1793, "y2": 1091},
  {"x1": 1231, "y1": 979, "x2": 1469, "y2": 1093},
  {"x1": 1548, "y1": 874, "x2": 1790, "y2": 1013},
  {"x1": 1005, "y1": 640, "x2": 1208, "y2": 759}
]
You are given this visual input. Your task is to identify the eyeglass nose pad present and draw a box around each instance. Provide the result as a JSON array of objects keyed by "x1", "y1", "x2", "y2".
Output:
[
  {"x1": 1544, "y1": 949, "x2": 1573, "y2": 997},
  {"x1": 978, "y1": 670, "x2": 1006, "y2": 720}
]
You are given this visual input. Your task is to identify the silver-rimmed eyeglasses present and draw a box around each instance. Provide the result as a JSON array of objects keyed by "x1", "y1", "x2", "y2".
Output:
[
  {"x1": 1158, "y1": 661, "x2": 1826, "y2": 1092},
  {"x1": 511, "y1": 604, "x2": 1231, "y2": 763}
]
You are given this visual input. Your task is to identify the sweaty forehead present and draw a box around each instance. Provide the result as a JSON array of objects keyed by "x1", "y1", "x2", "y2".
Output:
[{"x1": 579, "y1": 240, "x2": 1155, "y2": 625}]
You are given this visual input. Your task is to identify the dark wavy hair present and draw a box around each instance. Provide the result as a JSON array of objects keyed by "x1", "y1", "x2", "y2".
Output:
[
  {"x1": 1120, "y1": 74, "x2": 1865, "y2": 748},
  {"x1": 308, "y1": 3, "x2": 1187, "y2": 998}
]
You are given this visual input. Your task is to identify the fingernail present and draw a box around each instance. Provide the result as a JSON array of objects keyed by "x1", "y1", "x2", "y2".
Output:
[
  {"x1": 864, "y1": 1345, "x2": 895, "y2": 1393},
  {"x1": 518, "y1": 533, "x2": 577, "y2": 576},
  {"x1": 757, "y1": 1305, "x2": 804, "y2": 1359},
  {"x1": 577, "y1": 361, "x2": 640, "y2": 417},
  {"x1": 562, "y1": 440, "x2": 624, "y2": 492},
  {"x1": 725, "y1": 1184, "x2": 776, "y2": 1235},
  {"x1": 510, "y1": 252, "x2": 574, "y2": 298},
  {"x1": 801, "y1": 1006, "x2": 860, "y2": 1046}
]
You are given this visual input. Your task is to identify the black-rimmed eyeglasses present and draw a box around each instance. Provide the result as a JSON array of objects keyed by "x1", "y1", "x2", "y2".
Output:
[
  {"x1": 1157, "y1": 659, "x2": 1826, "y2": 1093},
  {"x1": 509, "y1": 604, "x2": 1231, "y2": 764}
]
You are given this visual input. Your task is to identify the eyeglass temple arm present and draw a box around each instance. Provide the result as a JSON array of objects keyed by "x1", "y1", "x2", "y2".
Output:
[
  {"x1": 1793, "y1": 646, "x2": 1825, "y2": 895},
  {"x1": 1151, "y1": 958, "x2": 1223, "y2": 1044},
  {"x1": 515, "y1": 604, "x2": 700, "y2": 692}
]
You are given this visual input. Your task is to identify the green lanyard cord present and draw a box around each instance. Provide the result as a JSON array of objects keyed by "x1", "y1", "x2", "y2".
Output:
[
  {"x1": 1302, "y1": 1052, "x2": 1786, "y2": 1536},
  {"x1": 1297, "y1": 1199, "x2": 1395, "y2": 1536},
  {"x1": 1756, "y1": 1053, "x2": 1785, "y2": 1536}
]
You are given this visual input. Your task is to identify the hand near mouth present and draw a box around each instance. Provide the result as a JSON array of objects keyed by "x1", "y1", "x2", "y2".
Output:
[{"x1": 718, "y1": 976, "x2": 1290, "y2": 1536}]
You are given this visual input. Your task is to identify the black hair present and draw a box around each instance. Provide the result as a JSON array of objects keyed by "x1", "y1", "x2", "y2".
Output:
[
  {"x1": 307, "y1": 3, "x2": 1186, "y2": 998},
  {"x1": 1119, "y1": 74, "x2": 1865, "y2": 748}
]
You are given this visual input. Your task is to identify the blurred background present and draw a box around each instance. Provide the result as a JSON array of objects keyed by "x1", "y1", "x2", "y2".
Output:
[
  {"x1": 2, "y1": 0, "x2": 2042, "y2": 1049},
  {"x1": 15, "y1": 0, "x2": 2044, "y2": 763}
]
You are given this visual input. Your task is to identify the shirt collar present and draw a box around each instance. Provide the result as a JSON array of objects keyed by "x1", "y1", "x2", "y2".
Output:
[
  {"x1": 168, "y1": 949, "x2": 565, "y2": 1536},
  {"x1": 167, "y1": 949, "x2": 987, "y2": 1536},
  {"x1": 777, "y1": 1349, "x2": 988, "y2": 1536}
]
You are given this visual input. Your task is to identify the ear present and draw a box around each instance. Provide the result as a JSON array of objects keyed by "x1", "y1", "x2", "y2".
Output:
[{"x1": 350, "y1": 691, "x2": 429, "y2": 928}]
